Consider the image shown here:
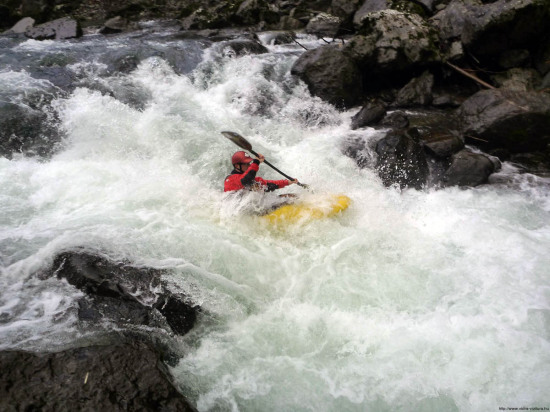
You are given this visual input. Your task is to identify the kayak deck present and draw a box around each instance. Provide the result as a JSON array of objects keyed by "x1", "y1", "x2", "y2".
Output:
[{"x1": 261, "y1": 194, "x2": 351, "y2": 225}]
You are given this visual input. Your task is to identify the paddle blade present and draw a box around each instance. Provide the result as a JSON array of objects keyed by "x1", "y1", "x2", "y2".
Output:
[{"x1": 221, "y1": 131, "x2": 252, "y2": 151}]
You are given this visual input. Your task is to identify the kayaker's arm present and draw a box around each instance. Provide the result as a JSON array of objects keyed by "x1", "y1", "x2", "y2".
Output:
[{"x1": 240, "y1": 159, "x2": 260, "y2": 186}]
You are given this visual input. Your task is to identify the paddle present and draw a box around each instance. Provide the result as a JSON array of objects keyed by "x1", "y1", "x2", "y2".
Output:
[{"x1": 221, "y1": 131, "x2": 309, "y2": 189}]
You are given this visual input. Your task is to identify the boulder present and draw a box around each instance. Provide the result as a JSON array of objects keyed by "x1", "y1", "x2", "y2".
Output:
[
  {"x1": 4, "y1": 16, "x2": 35, "y2": 34},
  {"x1": 461, "y1": 0, "x2": 550, "y2": 64},
  {"x1": 331, "y1": 0, "x2": 363, "y2": 19},
  {"x1": 351, "y1": 99, "x2": 387, "y2": 129},
  {"x1": 25, "y1": 17, "x2": 82, "y2": 40},
  {"x1": 235, "y1": 0, "x2": 279, "y2": 26},
  {"x1": 380, "y1": 110, "x2": 409, "y2": 128},
  {"x1": 393, "y1": 70, "x2": 434, "y2": 107},
  {"x1": 0, "y1": 341, "x2": 194, "y2": 411},
  {"x1": 441, "y1": 149, "x2": 497, "y2": 187},
  {"x1": 422, "y1": 131, "x2": 464, "y2": 158},
  {"x1": 429, "y1": 0, "x2": 477, "y2": 41},
  {"x1": 99, "y1": 16, "x2": 129, "y2": 34},
  {"x1": 491, "y1": 68, "x2": 542, "y2": 91},
  {"x1": 291, "y1": 45, "x2": 363, "y2": 108},
  {"x1": 0, "y1": 101, "x2": 58, "y2": 159},
  {"x1": 375, "y1": 127, "x2": 430, "y2": 189},
  {"x1": 277, "y1": 16, "x2": 305, "y2": 30},
  {"x1": 306, "y1": 12, "x2": 342, "y2": 38},
  {"x1": 42, "y1": 251, "x2": 199, "y2": 336},
  {"x1": 353, "y1": 0, "x2": 426, "y2": 26},
  {"x1": 345, "y1": 10, "x2": 440, "y2": 87},
  {"x1": 263, "y1": 31, "x2": 296, "y2": 45},
  {"x1": 456, "y1": 89, "x2": 550, "y2": 153}
]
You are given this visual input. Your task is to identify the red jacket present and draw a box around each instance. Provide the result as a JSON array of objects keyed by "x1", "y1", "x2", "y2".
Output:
[{"x1": 224, "y1": 160, "x2": 289, "y2": 192}]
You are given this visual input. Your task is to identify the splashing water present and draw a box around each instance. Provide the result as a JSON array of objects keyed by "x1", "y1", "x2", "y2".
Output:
[{"x1": 1, "y1": 32, "x2": 549, "y2": 411}]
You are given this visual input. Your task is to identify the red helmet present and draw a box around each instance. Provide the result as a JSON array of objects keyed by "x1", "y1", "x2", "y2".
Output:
[{"x1": 231, "y1": 151, "x2": 253, "y2": 165}]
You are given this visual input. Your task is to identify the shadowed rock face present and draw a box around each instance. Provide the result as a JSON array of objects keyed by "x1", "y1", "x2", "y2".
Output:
[
  {"x1": 456, "y1": 89, "x2": 550, "y2": 153},
  {"x1": 44, "y1": 251, "x2": 199, "y2": 336},
  {"x1": 0, "y1": 340, "x2": 195, "y2": 412},
  {"x1": 291, "y1": 45, "x2": 363, "y2": 108}
]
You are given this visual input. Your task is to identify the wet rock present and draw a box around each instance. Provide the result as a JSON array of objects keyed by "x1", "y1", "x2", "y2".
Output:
[
  {"x1": 0, "y1": 341, "x2": 195, "y2": 412},
  {"x1": 235, "y1": 0, "x2": 279, "y2": 26},
  {"x1": 331, "y1": 0, "x2": 362, "y2": 20},
  {"x1": 375, "y1": 127, "x2": 430, "y2": 189},
  {"x1": 491, "y1": 68, "x2": 542, "y2": 91},
  {"x1": 345, "y1": 10, "x2": 440, "y2": 91},
  {"x1": 44, "y1": 251, "x2": 199, "y2": 336},
  {"x1": 393, "y1": 70, "x2": 434, "y2": 107},
  {"x1": 219, "y1": 39, "x2": 269, "y2": 56},
  {"x1": 263, "y1": 31, "x2": 296, "y2": 45},
  {"x1": 441, "y1": 149, "x2": 497, "y2": 187},
  {"x1": 4, "y1": 16, "x2": 35, "y2": 34},
  {"x1": 306, "y1": 12, "x2": 342, "y2": 38},
  {"x1": 25, "y1": 17, "x2": 82, "y2": 40},
  {"x1": 456, "y1": 89, "x2": 550, "y2": 153},
  {"x1": 353, "y1": 0, "x2": 426, "y2": 26},
  {"x1": 0, "y1": 101, "x2": 59, "y2": 159},
  {"x1": 351, "y1": 99, "x2": 387, "y2": 129},
  {"x1": 277, "y1": 16, "x2": 304, "y2": 30},
  {"x1": 422, "y1": 130, "x2": 464, "y2": 159},
  {"x1": 461, "y1": 0, "x2": 550, "y2": 65},
  {"x1": 99, "y1": 16, "x2": 130, "y2": 34},
  {"x1": 498, "y1": 49, "x2": 531, "y2": 69},
  {"x1": 291, "y1": 45, "x2": 363, "y2": 108},
  {"x1": 429, "y1": 0, "x2": 476, "y2": 41},
  {"x1": 380, "y1": 111, "x2": 409, "y2": 129},
  {"x1": 510, "y1": 151, "x2": 550, "y2": 177}
]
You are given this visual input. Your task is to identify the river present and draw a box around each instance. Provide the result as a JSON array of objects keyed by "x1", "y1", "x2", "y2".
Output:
[{"x1": 1, "y1": 25, "x2": 549, "y2": 411}]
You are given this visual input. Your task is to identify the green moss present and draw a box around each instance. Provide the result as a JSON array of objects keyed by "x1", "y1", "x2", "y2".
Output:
[{"x1": 39, "y1": 53, "x2": 75, "y2": 67}]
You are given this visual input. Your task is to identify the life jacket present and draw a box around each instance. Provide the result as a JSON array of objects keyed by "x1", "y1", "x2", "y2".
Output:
[{"x1": 224, "y1": 160, "x2": 289, "y2": 192}]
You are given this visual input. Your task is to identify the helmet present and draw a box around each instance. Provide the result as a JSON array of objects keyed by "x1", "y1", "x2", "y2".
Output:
[{"x1": 231, "y1": 151, "x2": 253, "y2": 165}]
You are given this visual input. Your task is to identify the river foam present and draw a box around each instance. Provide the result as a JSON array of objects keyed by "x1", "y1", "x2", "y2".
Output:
[{"x1": 1, "y1": 31, "x2": 549, "y2": 411}]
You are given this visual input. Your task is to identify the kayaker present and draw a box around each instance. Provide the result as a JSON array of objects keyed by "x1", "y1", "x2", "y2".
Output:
[{"x1": 224, "y1": 151, "x2": 299, "y2": 193}]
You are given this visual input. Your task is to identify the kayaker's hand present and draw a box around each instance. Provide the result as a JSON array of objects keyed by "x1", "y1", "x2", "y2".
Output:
[
  {"x1": 289, "y1": 179, "x2": 299, "y2": 185},
  {"x1": 256, "y1": 153, "x2": 265, "y2": 163}
]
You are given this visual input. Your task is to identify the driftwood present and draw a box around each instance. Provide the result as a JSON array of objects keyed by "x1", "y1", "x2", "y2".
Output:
[{"x1": 446, "y1": 62, "x2": 496, "y2": 90}]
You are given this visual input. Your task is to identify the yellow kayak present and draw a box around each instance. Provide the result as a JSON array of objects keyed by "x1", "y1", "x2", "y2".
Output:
[{"x1": 262, "y1": 194, "x2": 351, "y2": 225}]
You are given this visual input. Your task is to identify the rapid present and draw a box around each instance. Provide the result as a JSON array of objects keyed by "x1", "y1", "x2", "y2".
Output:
[{"x1": 1, "y1": 27, "x2": 549, "y2": 411}]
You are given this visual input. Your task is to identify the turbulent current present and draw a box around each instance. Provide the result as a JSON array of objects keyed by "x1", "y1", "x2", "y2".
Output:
[{"x1": 1, "y1": 26, "x2": 549, "y2": 411}]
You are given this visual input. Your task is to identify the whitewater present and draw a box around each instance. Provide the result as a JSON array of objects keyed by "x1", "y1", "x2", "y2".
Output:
[{"x1": 1, "y1": 28, "x2": 549, "y2": 411}]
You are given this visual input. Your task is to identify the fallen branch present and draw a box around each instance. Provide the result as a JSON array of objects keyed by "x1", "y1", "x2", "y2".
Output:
[
  {"x1": 293, "y1": 38, "x2": 308, "y2": 51},
  {"x1": 446, "y1": 62, "x2": 496, "y2": 90},
  {"x1": 465, "y1": 134, "x2": 489, "y2": 143}
]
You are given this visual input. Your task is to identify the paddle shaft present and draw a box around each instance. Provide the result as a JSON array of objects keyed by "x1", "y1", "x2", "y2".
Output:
[{"x1": 248, "y1": 148, "x2": 307, "y2": 188}]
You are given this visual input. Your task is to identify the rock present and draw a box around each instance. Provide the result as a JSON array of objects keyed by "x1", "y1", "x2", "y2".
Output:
[
  {"x1": 441, "y1": 149, "x2": 497, "y2": 187},
  {"x1": 498, "y1": 49, "x2": 530, "y2": 69},
  {"x1": 393, "y1": 70, "x2": 434, "y2": 107},
  {"x1": 0, "y1": 341, "x2": 195, "y2": 411},
  {"x1": 277, "y1": 16, "x2": 305, "y2": 30},
  {"x1": 0, "y1": 101, "x2": 59, "y2": 159},
  {"x1": 461, "y1": 0, "x2": 550, "y2": 65},
  {"x1": 220, "y1": 39, "x2": 269, "y2": 56},
  {"x1": 331, "y1": 0, "x2": 363, "y2": 19},
  {"x1": 429, "y1": 0, "x2": 477, "y2": 41},
  {"x1": 263, "y1": 31, "x2": 296, "y2": 45},
  {"x1": 235, "y1": 0, "x2": 279, "y2": 26},
  {"x1": 43, "y1": 251, "x2": 199, "y2": 336},
  {"x1": 99, "y1": 16, "x2": 129, "y2": 34},
  {"x1": 510, "y1": 151, "x2": 550, "y2": 176},
  {"x1": 306, "y1": 12, "x2": 342, "y2": 38},
  {"x1": 422, "y1": 130, "x2": 464, "y2": 158},
  {"x1": 375, "y1": 127, "x2": 430, "y2": 189},
  {"x1": 25, "y1": 17, "x2": 82, "y2": 40},
  {"x1": 535, "y1": 39, "x2": 550, "y2": 76},
  {"x1": 291, "y1": 45, "x2": 363, "y2": 108},
  {"x1": 491, "y1": 68, "x2": 542, "y2": 91},
  {"x1": 351, "y1": 99, "x2": 387, "y2": 129},
  {"x1": 345, "y1": 10, "x2": 440, "y2": 88},
  {"x1": 353, "y1": 0, "x2": 426, "y2": 26},
  {"x1": 456, "y1": 89, "x2": 550, "y2": 153},
  {"x1": 4, "y1": 17, "x2": 35, "y2": 34},
  {"x1": 380, "y1": 110, "x2": 409, "y2": 128}
]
